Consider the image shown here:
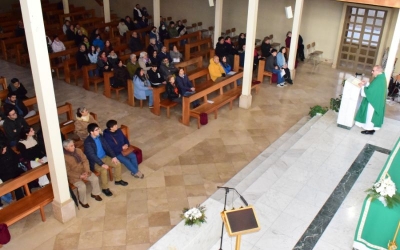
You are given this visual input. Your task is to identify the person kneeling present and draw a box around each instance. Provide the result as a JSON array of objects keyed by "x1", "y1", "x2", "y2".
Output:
[
  {"x1": 103, "y1": 120, "x2": 144, "y2": 179},
  {"x1": 63, "y1": 139, "x2": 102, "y2": 208},
  {"x1": 84, "y1": 123, "x2": 128, "y2": 197}
]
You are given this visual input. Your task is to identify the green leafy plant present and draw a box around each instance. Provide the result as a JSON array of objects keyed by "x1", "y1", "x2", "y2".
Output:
[
  {"x1": 330, "y1": 94, "x2": 342, "y2": 112},
  {"x1": 309, "y1": 105, "x2": 328, "y2": 118}
]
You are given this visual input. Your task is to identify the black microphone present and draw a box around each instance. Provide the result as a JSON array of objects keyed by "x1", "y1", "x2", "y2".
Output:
[{"x1": 217, "y1": 186, "x2": 249, "y2": 206}]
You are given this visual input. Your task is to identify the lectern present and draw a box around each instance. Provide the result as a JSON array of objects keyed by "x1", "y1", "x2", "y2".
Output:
[
  {"x1": 221, "y1": 206, "x2": 260, "y2": 250},
  {"x1": 337, "y1": 76, "x2": 362, "y2": 129}
]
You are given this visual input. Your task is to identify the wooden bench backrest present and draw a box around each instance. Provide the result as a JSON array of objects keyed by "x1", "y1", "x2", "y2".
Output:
[
  {"x1": 0, "y1": 164, "x2": 50, "y2": 197},
  {"x1": 0, "y1": 89, "x2": 8, "y2": 101},
  {"x1": 57, "y1": 102, "x2": 74, "y2": 121},
  {"x1": 120, "y1": 124, "x2": 130, "y2": 141},
  {"x1": 1, "y1": 36, "x2": 25, "y2": 60},
  {"x1": 127, "y1": 79, "x2": 134, "y2": 106},
  {"x1": 59, "y1": 9, "x2": 95, "y2": 26},
  {"x1": 23, "y1": 96, "x2": 37, "y2": 111},
  {"x1": 0, "y1": 76, "x2": 7, "y2": 90},
  {"x1": 175, "y1": 56, "x2": 203, "y2": 72},
  {"x1": 184, "y1": 37, "x2": 212, "y2": 60},
  {"x1": 164, "y1": 31, "x2": 202, "y2": 52},
  {"x1": 49, "y1": 47, "x2": 78, "y2": 64},
  {"x1": 63, "y1": 40, "x2": 76, "y2": 49},
  {"x1": 188, "y1": 68, "x2": 210, "y2": 85},
  {"x1": 78, "y1": 17, "x2": 104, "y2": 30},
  {"x1": 0, "y1": 32, "x2": 15, "y2": 41}
]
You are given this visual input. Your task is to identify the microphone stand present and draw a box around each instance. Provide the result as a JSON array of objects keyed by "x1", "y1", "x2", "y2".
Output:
[{"x1": 217, "y1": 186, "x2": 249, "y2": 250}]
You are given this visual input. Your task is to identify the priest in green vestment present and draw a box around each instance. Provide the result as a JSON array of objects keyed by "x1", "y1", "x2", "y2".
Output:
[{"x1": 355, "y1": 65, "x2": 387, "y2": 135}]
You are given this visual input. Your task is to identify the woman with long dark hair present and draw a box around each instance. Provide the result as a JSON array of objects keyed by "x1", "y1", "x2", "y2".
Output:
[{"x1": 133, "y1": 68, "x2": 153, "y2": 108}]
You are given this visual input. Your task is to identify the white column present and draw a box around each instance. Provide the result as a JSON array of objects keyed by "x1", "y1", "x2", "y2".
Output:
[
  {"x1": 384, "y1": 9, "x2": 400, "y2": 85},
  {"x1": 153, "y1": 0, "x2": 160, "y2": 28},
  {"x1": 103, "y1": 0, "x2": 111, "y2": 23},
  {"x1": 239, "y1": 0, "x2": 259, "y2": 109},
  {"x1": 20, "y1": 0, "x2": 76, "y2": 223},
  {"x1": 214, "y1": 0, "x2": 223, "y2": 46},
  {"x1": 288, "y1": 0, "x2": 304, "y2": 79},
  {"x1": 62, "y1": 0, "x2": 69, "y2": 15}
]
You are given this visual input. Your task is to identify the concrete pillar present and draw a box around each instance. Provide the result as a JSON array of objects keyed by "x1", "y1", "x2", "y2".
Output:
[
  {"x1": 103, "y1": 0, "x2": 111, "y2": 23},
  {"x1": 239, "y1": 0, "x2": 259, "y2": 109},
  {"x1": 287, "y1": 0, "x2": 304, "y2": 79},
  {"x1": 20, "y1": 0, "x2": 76, "y2": 223},
  {"x1": 214, "y1": 0, "x2": 223, "y2": 47},
  {"x1": 62, "y1": 0, "x2": 69, "y2": 15},
  {"x1": 153, "y1": 0, "x2": 160, "y2": 28},
  {"x1": 384, "y1": 9, "x2": 400, "y2": 85}
]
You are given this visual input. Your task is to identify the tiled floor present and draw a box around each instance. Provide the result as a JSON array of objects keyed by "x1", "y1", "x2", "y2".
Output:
[{"x1": 1, "y1": 59, "x2": 400, "y2": 249}]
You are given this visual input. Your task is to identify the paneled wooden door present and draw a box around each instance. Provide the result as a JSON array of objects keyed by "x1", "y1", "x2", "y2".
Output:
[{"x1": 338, "y1": 6, "x2": 386, "y2": 74}]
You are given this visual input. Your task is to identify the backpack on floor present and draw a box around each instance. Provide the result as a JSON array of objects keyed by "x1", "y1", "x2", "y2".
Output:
[
  {"x1": 271, "y1": 73, "x2": 278, "y2": 83},
  {"x1": 131, "y1": 146, "x2": 143, "y2": 164},
  {"x1": 0, "y1": 223, "x2": 10, "y2": 245},
  {"x1": 200, "y1": 113, "x2": 208, "y2": 125}
]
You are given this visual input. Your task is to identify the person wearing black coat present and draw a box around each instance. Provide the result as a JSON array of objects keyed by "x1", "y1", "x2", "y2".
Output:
[
  {"x1": 8, "y1": 78, "x2": 28, "y2": 100},
  {"x1": 147, "y1": 64, "x2": 166, "y2": 86},
  {"x1": 166, "y1": 75, "x2": 181, "y2": 102},
  {"x1": 66, "y1": 24, "x2": 76, "y2": 41},
  {"x1": 129, "y1": 32, "x2": 143, "y2": 52},
  {"x1": 124, "y1": 16, "x2": 135, "y2": 31},
  {"x1": 113, "y1": 60, "x2": 130, "y2": 88},
  {"x1": 215, "y1": 36, "x2": 228, "y2": 58},
  {"x1": 261, "y1": 37, "x2": 272, "y2": 58},
  {"x1": 76, "y1": 44, "x2": 91, "y2": 69}
]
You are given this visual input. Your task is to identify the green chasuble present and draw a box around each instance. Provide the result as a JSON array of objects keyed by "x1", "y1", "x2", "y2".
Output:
[{"x1": 355, "y1": 73, "x2": 387, "y2": 128}]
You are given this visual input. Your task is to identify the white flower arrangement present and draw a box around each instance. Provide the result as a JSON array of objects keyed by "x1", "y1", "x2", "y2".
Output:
[
  {"x1": 181, "y1": 205, "x2": 206, "y2": 226},
  {"x1": 366, "y1": 173, "x2": 400, "y2": 208}
]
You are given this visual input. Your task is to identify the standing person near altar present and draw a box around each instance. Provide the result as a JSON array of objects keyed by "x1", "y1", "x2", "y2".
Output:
[{"x1": 355, "y1": 65, "x2": 386, "y2": 135}]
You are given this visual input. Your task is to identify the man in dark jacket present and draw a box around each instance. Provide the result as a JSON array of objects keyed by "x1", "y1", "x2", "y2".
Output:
[
  {"x1": 261, "y1": 37, "x2": 272, "y2": 58},
  {"x1": 265, "y1": 49, "x2": 285, "y2": 87},
  {"x1": 159, "y1": 58, "x2": 178, "y2": 79},
  {"x1": 3, "y1": 106, "x2": 29, "y2": 146},
  {"x1": 147, "y1": 64, "x2": 166, "y2": 86},
  {"x1": 129, "y1": 31, "x2": 143, "y2": 52},
  {"x1": 76, "y1": 44, "x2": 91, "y2": 69},
  {"x1": 8, "y1": 78, "x2": 28, "y2": 100},
  {"x1": 4, "y1": 92, "x2": 30, "y2": 118},
  {"x1": 84, "y1": 123, "x2": 128, "y2": 196}
]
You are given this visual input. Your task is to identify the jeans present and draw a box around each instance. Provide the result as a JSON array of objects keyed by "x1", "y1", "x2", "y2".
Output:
[
  {"x1": 117, "y1": 153, "x2": 138, "y2": 174},
  {"x1": 183, "y1": 91, "x2": 200, "y2": 107},
  {"x1": 1, "y1": 193, "x2": 12, "y2": 204},
  {"x1": 271, "y1": 68, "x2": 284, "y2": 85},
  {"x1": 144, "y1": 89, "x2": 154, "y2": 106}
]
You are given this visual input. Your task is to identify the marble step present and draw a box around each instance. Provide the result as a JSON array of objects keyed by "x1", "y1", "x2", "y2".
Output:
[
  {"x1": 210, "y1": 113, "x2": 323, "y2": 202},
  {"x1": 150, "y1": 113, "x2": 326, "y2": 250}
]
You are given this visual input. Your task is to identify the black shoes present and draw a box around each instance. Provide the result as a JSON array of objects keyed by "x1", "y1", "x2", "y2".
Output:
[
  {"x1": 115, "y1": 180, "x2": 128, "y2": 186},
  {"x1": 361, "y1": 130, "x2": 375, "y2": 135},
  {"x1": 102, "y1": 188, "x2": 113, "y2": 196},
  {"x1": 91, "y1": 194, "x2": 103, "y2": 201},
  {"x1": 79, "y1": 201, "x2": 90, "y2": 208}
]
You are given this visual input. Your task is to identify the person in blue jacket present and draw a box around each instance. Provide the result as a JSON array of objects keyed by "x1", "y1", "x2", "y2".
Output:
[
  {"x1": 175, "y1": 68, "x2": 200, "y2": 108},
  {"x1": 133, "y1": 68, "x2": 154, "y2": 108},
  {"x1": 220, "y1": 56, "x2": 231, "y2": 74},
  {"x1": 276, "y1": 46, "x2": 293, "y2": 84},
  {"x1": 103, "y1": 120, "x2": 143, "y2": 178}
]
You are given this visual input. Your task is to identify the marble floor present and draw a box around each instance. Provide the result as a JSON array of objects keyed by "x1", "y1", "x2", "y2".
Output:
[{"x1": 1, "y1": 59, "x2": 400, "y2": 250}]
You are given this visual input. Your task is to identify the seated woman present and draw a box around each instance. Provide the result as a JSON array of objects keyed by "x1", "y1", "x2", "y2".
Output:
[
  {"x1": 238, "y1": 33, "x2": 246, "y2": 52},
  {"x1": 103, "y1": 120, "x2": 143, "y2": 178},
  {"x1": 138, "y1": 51, "x2": 152, "y2": 73},
  {"x1": 17, "y1": 127, "x2": 49, "y2": 186},
  {"x1": 97, "y1": 51, "x2": 113, "y2": 77},
  {"x1": 277, "y1": 47, "x2": 293, "y2": 84},
  {"x1": 124, "y1": 16, "x2": 135, "y2": 31},
  {"x1": 166, "y1": 75, "x2": 181, "y2": 103},
  {"x1": 147, "y1": 38, "x2": 159, "y2": 58},
  {"x1": 104, "y1": 40, "x2": 113, "y2": 55},
  {"x1": 133, "y1": 68, "x2": 153, "y2": 108},
  {"x1": 150, "y1": 50, "x2": 159, "y2": 66},
  {"x1": 74, "y1": 107, "x2": 99, "y2": 140},
  {"x1": 117, "y1": 19, "x2": 129, "y2": 36},
  {"x1": 170, "y1": 45, "x2": 183, "y2": 63},
  {"x1": 113, "y1": 59, "x2": 130, "y2": 88},
  {"x1": 175, "y1": 68, "x2": 200, "y2": 107},
  {"x1": 220, "y1": 56, "x2": 231, "y2": 74},
  {"x1": 107, "y1": 49, "x2": 119, "y2": 69}
]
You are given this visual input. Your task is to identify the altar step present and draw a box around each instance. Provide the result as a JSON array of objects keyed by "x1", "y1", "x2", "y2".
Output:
[{"x1": 150, "y1": 112, "x2": 330, "y2": 250}]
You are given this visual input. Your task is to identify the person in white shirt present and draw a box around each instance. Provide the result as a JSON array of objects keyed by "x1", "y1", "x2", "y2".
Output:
[
  {"x1": 51, "y1": 35, "x2": 66, "y2": 53},
  {"x1": 62, "y1": 20, "x2": 70, "y2": 35}
]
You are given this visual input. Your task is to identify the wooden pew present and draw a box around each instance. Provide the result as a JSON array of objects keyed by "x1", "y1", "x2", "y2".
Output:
[
  {"x1": 0, "y1": 164, "x2": 53, "y2": 226},
  {"x1": 58, "y1": 9, "x2": 95, "y2": 26},
  {"x1": 45, "y1": 6, "x2": 85, "y2": 23},
  {"x1": 233, "y1": 54, "x2": 260, "y2": 94},
  {"x1": 181, "y1": 72, "x2": 244, "y2": 128},
  {"x1": 1, "y1": 36, "x2": 25, "y2": 61},
  {"x1": 95, "y1": 20, "x2": 119, "y2": 40},
  {"x1": 16, "y1": 43, "x2": 29, "y2": 66},
  {"x1": 126, "y1": 79, "x2": 148, "y2": 107},
  {"x1": 82, "y1": 64, "x2": 103, "y2": 92},
  {"x1": 49, "y1": 47, "x2": 78, "y2": 79},
  {"x1": 78, "y1": 17, "x2": 104, "y2": 33},
  {"x1": 0, "y1": 76, "x2": 7, "y2": 90},
  {"x1": 63, "y1": 58, "x2": 82, "y2": 85},
  {"x1": 184, "y1": 37, "x2": 213, "y2": 61},
  {"x1": 175, "y1": 56, "x2": 204, "y2": 75},
  {"x1": 164, "y1": 31, "x2": 202, "y2": 54},
  {"x1": 256, "y1": 59, "x2": 273, "y2": 84},
  {"x1": 103, "y1": 71, "x2": 125, "y2": 100}
]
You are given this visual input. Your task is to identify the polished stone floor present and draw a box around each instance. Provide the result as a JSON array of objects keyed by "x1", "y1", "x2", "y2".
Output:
[{"x1": 1, "y1": 59, "x2": 400, "y2": 249}]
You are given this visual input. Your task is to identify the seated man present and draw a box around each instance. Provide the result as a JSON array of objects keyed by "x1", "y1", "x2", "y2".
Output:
[
  {"x1": 84, "y1": 123, "x2": 128, "y2": 197},
  {"x1": 175, "y1": 68, "x2": 200, "y2": 107},
  {"x1": 208, "y1": 56, "x2": 226, "y2": 81},
  {"x1": 126, "y1": 54, "x2": 141, "y2": 78},
  {"x1": 63, "y1": 139, "x2": 102, "y2": 208},
  {"x1": 8, "y1": 78, "x2": 28, "y2": 100},
  {"x1": 159, "y1": 57, "x2": 178, "y2": 79},
  {"x1": 3, "y1": 106, "x2": 30, "y2": 147},
  {"x1": 265, "y1": 49, "x2": 285, "y2": 87},
  {"x1": 129, "y1": 31, "x2": 143, "y2": 52},
  {"x1": 103, "y1": 120, "x2": 143, "y2": 178},
  {"x1": 147, "y1": 64, "x2": 166, "y2": 86},
  {"x1": 4, "y1": 92, "x2": 36, "y2": 118},
  {"x1": 157, "y1": 46, "x2": 172, "y2": 65}
]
